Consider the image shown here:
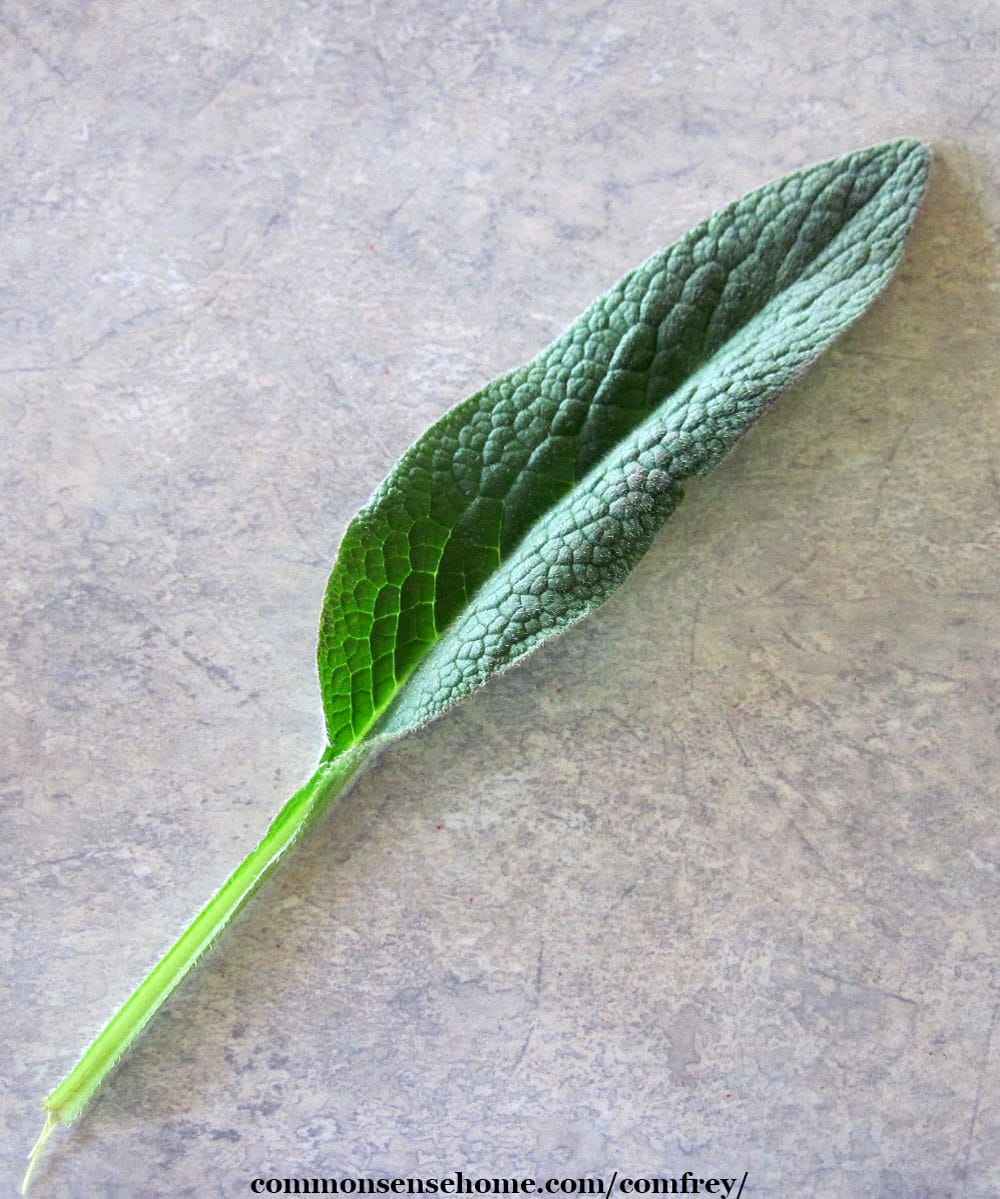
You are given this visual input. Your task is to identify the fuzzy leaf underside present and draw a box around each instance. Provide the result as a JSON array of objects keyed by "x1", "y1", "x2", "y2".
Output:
[{"x1": 318, "y1": 139, "x2": 929, "y2": 753}]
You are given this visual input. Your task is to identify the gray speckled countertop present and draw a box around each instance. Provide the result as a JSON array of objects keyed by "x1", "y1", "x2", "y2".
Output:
[{"x1": 3, "y1": 3, "x2": 999, "y2": 1196}]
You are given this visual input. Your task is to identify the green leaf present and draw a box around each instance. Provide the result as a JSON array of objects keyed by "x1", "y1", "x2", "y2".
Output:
[
  {"x1": 26, "y1": 138, "x2": 928, "y2": 1191},
  {"x1": 318, "y1": 137, "x2": 930, "y2": 754}
]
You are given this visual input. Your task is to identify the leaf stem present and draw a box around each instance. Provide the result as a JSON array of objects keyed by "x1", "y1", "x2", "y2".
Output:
[{"x1": 24, "y1": 743, "x2": 369, "y2": 1193}]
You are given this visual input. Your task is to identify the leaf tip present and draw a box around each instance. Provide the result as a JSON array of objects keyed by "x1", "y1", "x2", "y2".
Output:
[
  {"x1": 901, "y1": 136, "x2": 932, "y2": 174},
  {"x1": 867, "y1": 136, "x2": 932, "y2": 226},
  {"x1": 886, "y1": 136, "x2": 932, "y2": 188}
]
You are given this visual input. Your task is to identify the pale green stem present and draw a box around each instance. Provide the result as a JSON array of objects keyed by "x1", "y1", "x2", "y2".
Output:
[{"x1": 23, "y1": 743, "x2": 370, "y2": 1193}]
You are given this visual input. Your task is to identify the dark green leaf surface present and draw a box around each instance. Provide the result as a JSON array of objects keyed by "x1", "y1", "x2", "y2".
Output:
[{"x1": 318, "y1": 139, "x2": 929, "y2": 754}]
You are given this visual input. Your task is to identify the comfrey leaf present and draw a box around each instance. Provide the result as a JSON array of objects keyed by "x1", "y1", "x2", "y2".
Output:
[
  {"x1": 26, "y1": 138, "x2": 929, "y2": 1191},
  {"x1": 319, "y1": 137, "x2": 930, "y2": 751}
]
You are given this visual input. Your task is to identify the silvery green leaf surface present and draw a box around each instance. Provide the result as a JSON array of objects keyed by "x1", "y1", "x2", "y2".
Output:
[{"x1": 318, "y1": 137, "x2": 930, "y2": 755}]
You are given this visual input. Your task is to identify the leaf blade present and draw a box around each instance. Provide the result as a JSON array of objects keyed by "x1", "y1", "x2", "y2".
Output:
[{"x1": 319, "y1": 138, "x2": 929, "y2": 752}]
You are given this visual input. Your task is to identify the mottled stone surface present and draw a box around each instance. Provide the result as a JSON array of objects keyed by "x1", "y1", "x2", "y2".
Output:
[{"x1": 2, "y1": 2, "x2": 998, "y2": 1196}]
